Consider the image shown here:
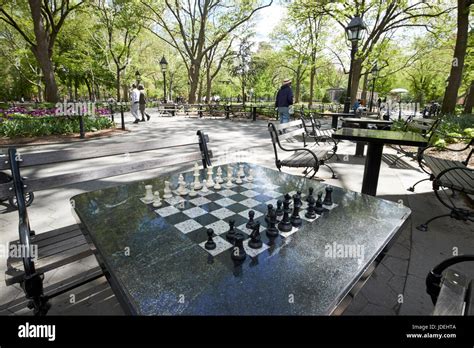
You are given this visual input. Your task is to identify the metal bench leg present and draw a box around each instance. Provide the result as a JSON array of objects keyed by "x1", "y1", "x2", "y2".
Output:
[
  {"x1": 407, "y1": 178, "x2": 430, "y2": 192},
  {"x1": 416, "y1": 214, "x2": 454, "y2": 232},
  {"x1": 22, "y1": 273, "x2": 51, "y2": 316},
  {"x1": 323, "y1": 163, "x2": 337, "y2": 179}
]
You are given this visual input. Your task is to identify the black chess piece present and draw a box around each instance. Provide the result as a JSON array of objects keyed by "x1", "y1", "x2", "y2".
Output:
[
  {"x1": 305, "y1": 192, "x2": 317, "y2": 219},
  {"x1": 246, "y1": 210, "x2": 256, "y2": 229},
  {"x1": 249, "y1": 222, "x2": 263, "y2": 249},
  {"x1": 265, "y1": 204, "x2": 274, "y2": 223},
  {"x1": 231, "y1": 233, "x2": 247, "y2": 261},
  {"x1": 226, "y1": 219, "x2": 237, "y2": 242},
  {"x1": 290, "y1": 193, "x2": 302, "y2": 227},
  {"x1": 315, "y1": 192, "x2": 324, "y2": 214},
  {"x1": 204, "y1": 228, "x2": 216, "y2": 250},
  {"x1": 277, "y1": 194, "x2": 293, "y2": 232},
  {"x1": 275, "y1": 199, "x2": 284, "y2": 217},
  {"x1": 323, "y1": 186, "x2": 333, "y2": 206},
  {"x1": 266, "y1": 208, "x2": 279, "y2": 237},
  {"x1": 306, "y1": 187, "x2": 314, "y2": 203}
]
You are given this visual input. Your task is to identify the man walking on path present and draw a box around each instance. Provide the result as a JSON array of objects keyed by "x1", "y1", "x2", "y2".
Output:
[
  {"x1": 275, "y1": 78, "x2": 293, "y2": 124},
  {"x1": 138, "y1": 85, "x2": 151, "y2": 121},
  {"x1": 130, "y1": 84, "x2": 141, "y2": 124}
]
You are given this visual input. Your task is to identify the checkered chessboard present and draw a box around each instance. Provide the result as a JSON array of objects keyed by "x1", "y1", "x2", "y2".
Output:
[{"x1": 140, "y1": 173, "x2": 338, "y2": 259}]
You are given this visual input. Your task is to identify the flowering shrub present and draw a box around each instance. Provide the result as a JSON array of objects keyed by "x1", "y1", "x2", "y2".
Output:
[{"x1": 0, "y1": 106, "x2": 114, "y2": 138}]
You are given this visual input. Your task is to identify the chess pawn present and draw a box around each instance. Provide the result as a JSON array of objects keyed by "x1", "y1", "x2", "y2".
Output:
[
  {"x1": 265, "y1": 204, "x2": 274, "y2": 223},
  {"x1": 225, "y1": 171, "x2": 233, "y2": 188},
  {"x1": 189, "y1": 184, "x2": 197, "y2": 197},
  {"x1": 290, "y1": 194, "x2": 303, "y2": 227},
  {"x1": 201, "y1": 180, "x2": 209, "y2": 193},
  {"x1": 227, "y1": 165, "x2": 233, "y2": 180},
  {"x1": 216, "y1": 166, "x2": 224, "y2": 184},
  {"x1": 163, "y1": 181, "x2": 173, "y2": 199},
  {"x1": 235, "y1": 170, "x2": 243, "y2": 184},
  {"x1": 323, "y1": 186, "x2": 333, "y2": 206},
  {"x1": 238, "y1": 164, "x2": 245, "y2": 179},
  {"x1": 213, "y1": 180, "x2": 221, "y2": 190},
  {"x1": 204, "y1": 229, "x2": 216, "y2": 250},
  {"x1": 277, "y1": 194, "x2": 293, "y2": 232},
  {"x1": 306, "y1": 187, "x2": 314, "y2": 202},
  {"x1": 152, "y1": 191, "x2": 162, "y2": 207},
  {"x1": 248, "y1": 222, "x2": 262, "y2": 249},
  {"x1": 247, "y1": 168, "x2": 254, "y2": 182},
  {"x1": 144, "y1": 185, "x2": 154, "y2": 202}
]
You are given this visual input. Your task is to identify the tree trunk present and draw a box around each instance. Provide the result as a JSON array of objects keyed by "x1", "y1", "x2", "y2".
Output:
[
  {"x1": 361, "y1": 72, "x2": 369, "y2": 104},
  {"x1": 85, "y1": 78, "x2": 92, "y2": 101},
  {"x1": 464, "y1": 80, "x2": 474, "y2": 114},
  {"x1": 188, "y1": 60, "x2": 201, "y2": 104},
  {"x1": 198, "y1": 78, "x2": 203, "y2": 103},
  {"x1": 350, "y1": 58, "x2": 363, "y2": 104},
  {"x1": 309, "y1": 65, "x2": 315, "y2": 107},
  {"x1": 28, "y1": 0, "x2": 58, "y2": 103},
  {"x1": 441, "y1": 0, "x2": 470, "y2": 114},
  {"x1": 206, "y1": 71, "x2": 212, "y2": 103},
  {"x1": 116, "y1": 67, "x2": 121, "y2": 101}
]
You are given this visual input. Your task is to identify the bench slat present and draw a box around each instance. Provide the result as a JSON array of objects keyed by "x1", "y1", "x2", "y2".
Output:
[
  {"x1": 1, "y1": 138, "x2": 204, "y2": 169},
  {"x1": 278, "y1": 128, "x2": 305, "y2": 141},
  {"x1": 21, "y1": 151, "x2": 205, "y2": 193},
  {"x1": 425, "y1": 156, "x2": 474, "y2": 193}
]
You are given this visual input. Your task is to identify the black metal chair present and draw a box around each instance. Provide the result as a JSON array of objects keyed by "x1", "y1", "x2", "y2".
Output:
[
  {"x1": 412, "y1": 137, "x2": 473, "y2": 231},
  {"x1": 268, "y1": 120, "x2": 337, "y2": 180}
]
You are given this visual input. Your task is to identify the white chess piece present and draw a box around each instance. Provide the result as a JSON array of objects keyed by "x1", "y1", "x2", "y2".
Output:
[
  {"x1": 227, "y1": 165, "x2": 233, "y2": 181},
  {"x1": 247, "y1": 168, "x2": 254, "y2": 182},
  {"x1": 206, "y1": 167, "x2": 215, "y2": 187},
  {"x1": 152, "y1": 191, "x2": 162, "y2": 207},
  {"x1": 225, "y1": 172, "x2": 233, "y2": 188},
  {"x1": 189, "y1": 185, "x2": 197, "y2": 197},
  {"x1": 177, "y1": 175, "x2": 188, "y2": 195},
  {"x1": 144, "y1": 185, "x2": 154, "y2": 202},
  {"x1": 235, "y1": 169, "x2": 243, "y2": 184},
  {"x1": 238, "y1": 164, "x2": 245, "y2": 179},
  {"x1": 216, "y1": 166, "x2": 223, "y2": 183},
  {"x1": 201, "y1": 180, "x2": 209, "y2": 193},
  {"x1": 213, "y1": 180, "x2": 221, "y2": 190},
  {"x1": 163, "y1": 181, "x2": 172, "y2": 199}
]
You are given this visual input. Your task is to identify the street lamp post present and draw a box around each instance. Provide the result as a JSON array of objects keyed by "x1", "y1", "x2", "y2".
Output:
[
  {"x1": 135, "y1": 70, "x2": 141, "y2": 87},
  {"x1": 159, "y1": 56, "x2": 168, "y2": 103},
  {"x1": 343, "y1": 16, "x2": 367, "y2": 113},
  {"x1": 369, "y1": 63, "x2": 379, "y2": 112}
]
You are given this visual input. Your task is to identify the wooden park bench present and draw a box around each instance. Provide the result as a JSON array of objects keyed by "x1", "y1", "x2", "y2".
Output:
[
  {"x1": 411, "y1": 137, "x2": 473, "y2": 231},
  {"x1": 0, "y1": 131, "x2": 212, "y2": 315},
  {"x1": 426, "y1": 255, "x2": 474, "y2": 315},
  {"x1": 228, "y1": 104, "x2": 251, "y2": 120},
  {"x1": 268, "y1": 120, "x2": 337, "y2": 180},
  {"x1": 156, "y1": 103, "x2": 178, "y2": 116}
]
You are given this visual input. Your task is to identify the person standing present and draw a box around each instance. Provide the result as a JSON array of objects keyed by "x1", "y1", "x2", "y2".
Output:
[
  {"x1": 130, "y1": 84, "x2": 141, "y2": 124},
  {"x1": 275, "y1": 78, "x2": 294, "y2": 124},
  {"x1": 138, "y1": 85, "x2": 151, "y2": 121}
]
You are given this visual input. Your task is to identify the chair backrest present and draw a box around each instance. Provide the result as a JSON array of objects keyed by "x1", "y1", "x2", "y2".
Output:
[{"x1": 404, "y1": 116, "x2": 441, "y2": 142}]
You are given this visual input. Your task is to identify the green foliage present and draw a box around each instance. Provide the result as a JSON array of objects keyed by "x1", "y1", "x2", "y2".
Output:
[{"x1": 0, "y1": 116, "x2": 114, "y2": 138}]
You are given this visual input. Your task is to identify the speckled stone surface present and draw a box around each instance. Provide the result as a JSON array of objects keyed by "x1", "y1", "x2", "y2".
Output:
[{"x1": 72, "y1": 163, "x2": 411, "y2": 315}]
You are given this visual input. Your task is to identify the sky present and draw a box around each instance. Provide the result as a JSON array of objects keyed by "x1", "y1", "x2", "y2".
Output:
[{"x1": 254, "y1": 3, "x2": 287, "y2": 43}]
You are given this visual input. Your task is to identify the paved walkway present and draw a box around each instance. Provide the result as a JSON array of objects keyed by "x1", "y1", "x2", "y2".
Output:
[{"x1": 1, "y1": 109, "x2": 472, "y2": 315}]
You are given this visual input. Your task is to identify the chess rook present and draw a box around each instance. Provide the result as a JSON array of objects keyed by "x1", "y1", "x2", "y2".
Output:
[{"x1": 323, "y1": 186, "x2": 333, "y2": 206}]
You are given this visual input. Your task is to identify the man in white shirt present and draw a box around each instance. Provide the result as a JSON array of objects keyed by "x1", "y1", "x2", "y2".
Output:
[{"x1": 130, "y1": 84, "x2": 141, "y2": 124}]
